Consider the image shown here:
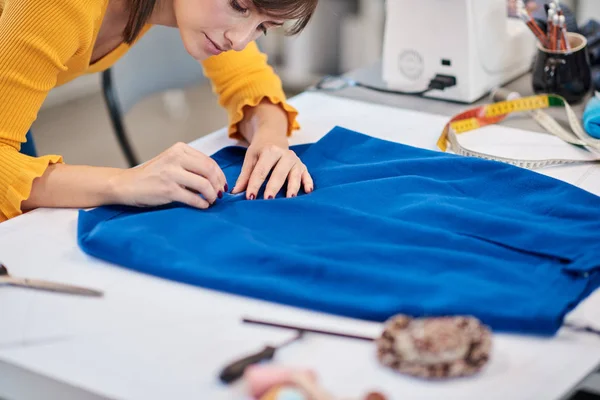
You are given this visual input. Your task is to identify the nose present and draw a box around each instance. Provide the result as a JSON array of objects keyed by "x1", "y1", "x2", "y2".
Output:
[{"x1": 224, "y1": 23, "x2": 258, "y2": 52}]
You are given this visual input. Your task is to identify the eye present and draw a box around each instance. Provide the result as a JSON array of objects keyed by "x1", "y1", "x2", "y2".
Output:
[{"x1": 230, "y1": 0, "x2": 248, "y2": 14}]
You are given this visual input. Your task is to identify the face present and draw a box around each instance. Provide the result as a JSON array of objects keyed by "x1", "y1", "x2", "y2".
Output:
[{"x1": 168, "y1": 0, "x2": 285, "y2": 60}]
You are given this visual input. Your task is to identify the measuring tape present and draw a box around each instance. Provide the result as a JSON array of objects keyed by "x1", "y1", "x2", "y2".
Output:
[{"x1": 437, "y1": 93, "x2": 600, "y2": 169}]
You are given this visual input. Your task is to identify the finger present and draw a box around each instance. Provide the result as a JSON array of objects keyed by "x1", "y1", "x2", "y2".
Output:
[
  {"x1": 246, "y1": 150, "x2": 282, "y2": 200},
  {"x1": 285, "y1": 163, "x2": 304, "y2": 198},
  {"x1": 264, "y1": 154, "x2": 297, "y2": 199},
  {"x1": 172, "y1": 186, "x2": 211, "y2": 210},
  {"x1": 182, "y1": 144, "x2": 228, "y2": 191},
  {"x1": 232, "y1": 151, "x2": 258, "y2": 194},
  {"x1": 180, "y1": 152, "x2": 225, "y2": 196},
  {"x1": 302, "y1": 168, "x2": 314, "y2": 194},
  {"x1": 174, "y1": 168, "x2": 219, "y2": 204}
]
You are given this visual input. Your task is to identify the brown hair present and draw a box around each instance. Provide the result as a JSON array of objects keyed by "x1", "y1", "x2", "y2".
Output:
[
  {"x1": 251, "y1": 0, "x2": 317, "y2": 35},
  {"x1": 123, "y1": 0, "x2": 318, "y2": 44}
]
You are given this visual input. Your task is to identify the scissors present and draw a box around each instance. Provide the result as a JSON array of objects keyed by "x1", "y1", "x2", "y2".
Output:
[{"x1": 0, "y1": 263, "x2": 103, "y2": 297}]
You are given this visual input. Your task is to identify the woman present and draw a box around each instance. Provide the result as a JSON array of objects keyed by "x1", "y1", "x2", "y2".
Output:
[{"x1": 0, "y1": 0, "x2": 317, "y2": 222}]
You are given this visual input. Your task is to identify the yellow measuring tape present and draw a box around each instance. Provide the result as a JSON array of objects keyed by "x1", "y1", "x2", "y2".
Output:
[{"x1": 437, "y1": 94, "x2": 600, "y2": 169}]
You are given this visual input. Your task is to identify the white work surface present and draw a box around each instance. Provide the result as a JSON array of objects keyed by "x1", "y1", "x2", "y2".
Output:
[{"x1": 2, "y1": 92, "x2": 600, "y2": 400}]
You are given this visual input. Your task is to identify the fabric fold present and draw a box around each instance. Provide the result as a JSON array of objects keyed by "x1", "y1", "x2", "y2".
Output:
[{"x1": 77, "y1": 127, "x2": 600, "y2": 336}]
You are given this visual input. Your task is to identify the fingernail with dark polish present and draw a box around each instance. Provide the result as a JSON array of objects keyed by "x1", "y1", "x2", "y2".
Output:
[
  {"x1": 225, "y1": 184, "x2": 229, "y2": 193},
  {"x1": 249, "y1": 194, "x2": 255, "y2": 200},
  {"x1": 292, "y1": 194, "x2": 296, "y2": 198},
  {"x1": 218, "y1": 191, "x2": 223, "y2": 199},
  {"x1": 268, "y1": 195, "x2": 273, "y2": 200}
]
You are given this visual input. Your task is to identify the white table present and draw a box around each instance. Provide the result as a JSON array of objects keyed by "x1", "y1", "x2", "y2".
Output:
[{"x1": 2, "y1": 92, "x2": 600, "y2": 400}]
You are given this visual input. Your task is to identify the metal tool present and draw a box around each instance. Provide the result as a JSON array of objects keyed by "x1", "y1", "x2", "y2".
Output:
[
  {"x1": 219, "y1": 329, "x2": 305, "y2": 384},
  {"x1": 0, "y1": 263, "x2": 103, "y2": 297},
  {"x1": 243, "y1": 317, "x2": 376, "y2": 342}
]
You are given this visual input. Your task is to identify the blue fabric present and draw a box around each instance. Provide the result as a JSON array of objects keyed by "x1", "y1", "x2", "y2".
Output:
[
  {"x1": 20, "y1": 130, "x2": 37, "y2": 157},
  {"x1": 77, "y1": 127, "x2": 600, "y2": 336},
  {"x1": 583, "y1": 94, "x2": 600, "y2": 139}
]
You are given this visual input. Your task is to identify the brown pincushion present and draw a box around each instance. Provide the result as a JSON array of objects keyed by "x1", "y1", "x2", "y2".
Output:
[{"x1": 376, "y1": 315, "x2": 492, "y2": 379}]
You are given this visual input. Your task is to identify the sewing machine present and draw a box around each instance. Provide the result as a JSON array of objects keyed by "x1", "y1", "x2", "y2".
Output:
[{"x1": 382, "y1": 0, "x2": 538, "y2": 103}]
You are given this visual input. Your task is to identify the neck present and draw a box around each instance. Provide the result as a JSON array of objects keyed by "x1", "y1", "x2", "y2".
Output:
[
  {"x1": 147, "y1": 0, "x2": 177, "y2": 27},
  {"x1": 101, "y1": 0, "x2": 130, "y2": 39},
  {"x1": 98, "y1": 0, "x2": 177, "y2": 49}
]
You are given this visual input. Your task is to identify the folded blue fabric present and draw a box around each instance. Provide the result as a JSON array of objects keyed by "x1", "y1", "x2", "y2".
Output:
[
  {"x1": 583, "y1": 94, "x2": 600, "y2": 138},
  {"x1": 78, "y1": 127, "x2": 600, "y2": 336}
]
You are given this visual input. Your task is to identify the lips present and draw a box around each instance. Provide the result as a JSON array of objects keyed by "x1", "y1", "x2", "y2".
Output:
[{"x1": 204, "y1": 34, "x2": 225, "y2": 56}]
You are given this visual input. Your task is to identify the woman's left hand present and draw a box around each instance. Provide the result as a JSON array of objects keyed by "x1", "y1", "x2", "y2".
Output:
[
  {"x1": 231, "y1": 133, "x2": 313, "y2": 200},
  {"x1": 231, "y1": 99, "x2": 314, "y2": 200}
]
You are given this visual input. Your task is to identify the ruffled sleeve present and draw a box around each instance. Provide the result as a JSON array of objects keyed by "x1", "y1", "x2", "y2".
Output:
[
  {"x1": 0, "y1": 0, "x2": 99, "y2": 221},
  {"x1": 201, "y1": 41, "x2": 300, "y2": 140},
  {"x1": 0, "y1": 142, "x2": 62, "y2": 221}
]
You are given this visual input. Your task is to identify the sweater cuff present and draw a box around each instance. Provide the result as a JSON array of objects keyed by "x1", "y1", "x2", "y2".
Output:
[
  {"x1": 228, "y1": 94, "x2": 300, "y2": 141},
  {"x1": 0, "y1": 147, "x2": 63, "y2": 221}
]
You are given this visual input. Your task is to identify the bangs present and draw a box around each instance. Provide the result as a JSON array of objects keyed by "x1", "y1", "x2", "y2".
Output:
[{"x1": 251, "y1": 0, "x2": 318, "y2": 35}]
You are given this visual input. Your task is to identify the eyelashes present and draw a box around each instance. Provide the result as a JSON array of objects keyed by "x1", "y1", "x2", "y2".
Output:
[
  {"x1": 229, "y1": 0, "x2": 248, "y2": 14},
  {"x1": 229, "y1": 0, "x2": 268, "y2": 36}
]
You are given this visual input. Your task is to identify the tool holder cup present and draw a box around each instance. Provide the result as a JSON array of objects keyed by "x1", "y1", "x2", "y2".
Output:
[{"x1": 532, "y1": 32, "x2": 593, "y2": 104}]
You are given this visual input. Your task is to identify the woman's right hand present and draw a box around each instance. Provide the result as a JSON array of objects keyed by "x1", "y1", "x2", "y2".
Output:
[{"x1": 110, "y1": 142, "x2": 228, "y2": 210}]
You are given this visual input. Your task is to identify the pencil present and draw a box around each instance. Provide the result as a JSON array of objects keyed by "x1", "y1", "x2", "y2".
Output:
[{"x1": 519, "y1": 9, "x2": 550, "y2": 49}]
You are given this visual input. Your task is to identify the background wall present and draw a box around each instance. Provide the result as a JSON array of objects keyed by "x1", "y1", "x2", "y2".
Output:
[{"x1": 576, "y1": 0, "x2": 600, "y2": 22}]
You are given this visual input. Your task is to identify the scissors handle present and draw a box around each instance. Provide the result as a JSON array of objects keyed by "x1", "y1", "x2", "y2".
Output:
[
  {"x1": 0, "y1": 277, "x2": 103, "y2": 297},
  {"x1": 219, "y1": 346, "x2": 276, "y2": 384}
]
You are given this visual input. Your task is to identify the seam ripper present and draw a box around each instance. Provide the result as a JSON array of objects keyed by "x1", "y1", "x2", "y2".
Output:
[{"x1": 219, "y1": 330, "x2": 305, "y2": 384}]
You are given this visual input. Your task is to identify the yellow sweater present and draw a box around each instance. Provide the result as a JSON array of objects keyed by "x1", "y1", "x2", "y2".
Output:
[{"x1": 0, "y1": 0, "x2": 299, "y2": 222}]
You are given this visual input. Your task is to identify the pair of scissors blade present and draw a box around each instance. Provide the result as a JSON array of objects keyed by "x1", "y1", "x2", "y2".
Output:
[{"x1": 0, "y1": 277, "x2": 103, "y2": 297}]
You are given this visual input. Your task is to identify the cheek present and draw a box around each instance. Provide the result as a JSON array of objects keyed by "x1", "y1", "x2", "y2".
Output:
[
  {"x1": 175, "y1": 0, "x2": 232, "y2": 31},
  {"x1": 174, "y1": 0, "x2": 234, "y2": 59},
  {"x1": 178, "y1": 29, "x2": 208, "y2": 60}
]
